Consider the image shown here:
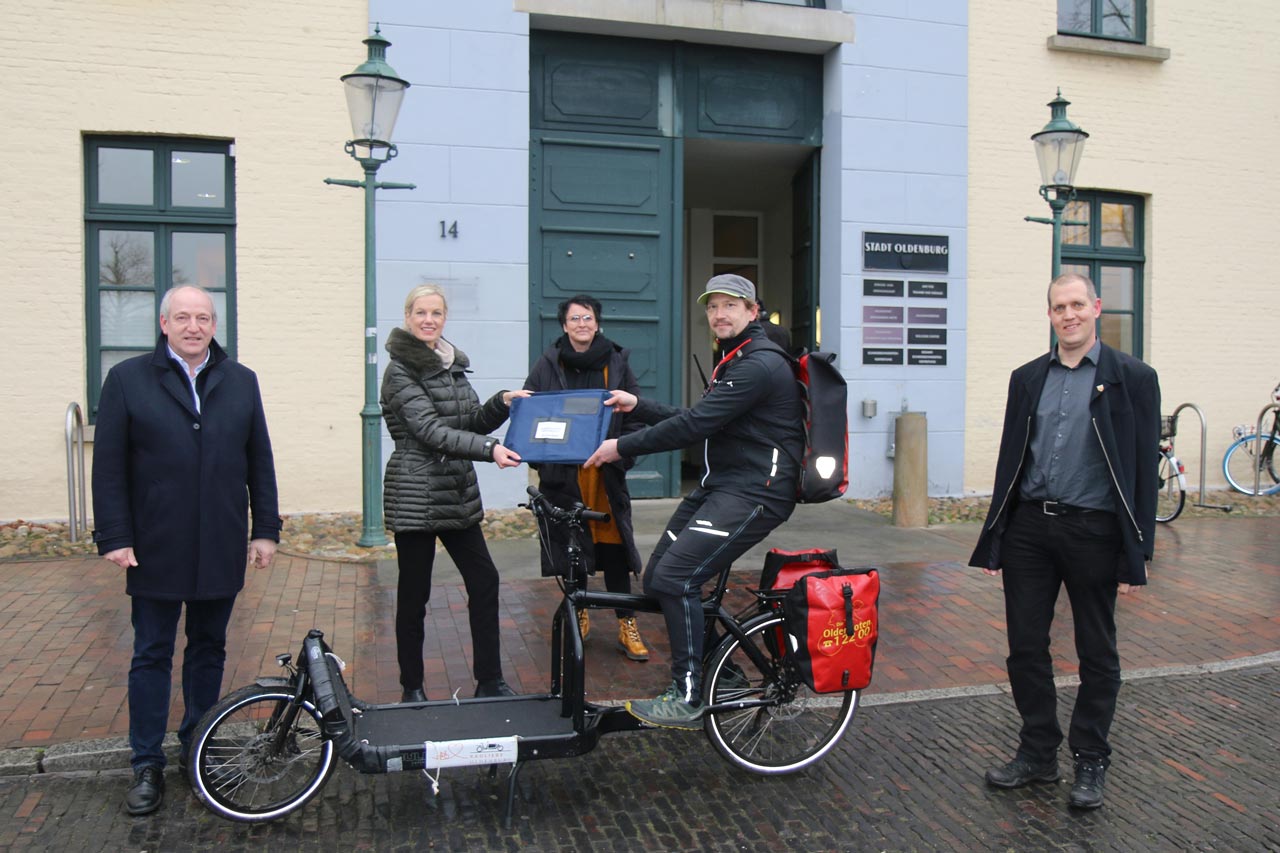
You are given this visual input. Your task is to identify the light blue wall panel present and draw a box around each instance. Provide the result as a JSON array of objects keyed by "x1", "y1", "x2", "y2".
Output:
[{"x1": 836, "y1": 5, "x2": 967, "y2": 497}]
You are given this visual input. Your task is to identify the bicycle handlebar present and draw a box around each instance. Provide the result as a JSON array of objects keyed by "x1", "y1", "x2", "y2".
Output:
[{"x1": 524, "y1": 485, "x2": 611, "y2": 525}]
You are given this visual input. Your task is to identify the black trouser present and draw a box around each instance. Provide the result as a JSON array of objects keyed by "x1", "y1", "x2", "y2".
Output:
[
  {"x1": 999, "y1": 503, "x2": 1124, "y2": 765},
  {"x1": 643, "y1": 488, "x2": 790, "y2": 704},
  {"x1": 593, "y1": 542, "x2": 635, "y2": 619},
  {"x1": 394, "y1": 525, "x2": 503, "y2": 689}
]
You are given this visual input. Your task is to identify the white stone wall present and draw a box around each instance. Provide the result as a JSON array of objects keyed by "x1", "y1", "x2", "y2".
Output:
[
  {"x1": 0, "y1": 1, "x2": 369, "y2": 520},
  {"x1": 967, "y1": 2, "x2": 1280, "y2": 492}
]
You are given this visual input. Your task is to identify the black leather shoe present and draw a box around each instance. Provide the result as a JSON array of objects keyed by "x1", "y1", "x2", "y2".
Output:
[
  {"x1": 474, "y1": 678, "x2": 516, "y2": 698},
  {"x1": 124, "y1": 765, "x2": 165, "y2": 816},
  {"x1": 985, "y1": 756, "x2": 1060, "y2": 789},
  {"x1": 1069, "y1": 758, "x2": 1107, "y2": 809},
  {"x1": 401, "y1": 688, "x2": 427, "y2": 703}
]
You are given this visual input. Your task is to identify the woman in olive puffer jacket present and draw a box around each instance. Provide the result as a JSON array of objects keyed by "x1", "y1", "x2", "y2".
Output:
[{"x1": 380, "y1": 284, "x2": 525, "y2": 702}]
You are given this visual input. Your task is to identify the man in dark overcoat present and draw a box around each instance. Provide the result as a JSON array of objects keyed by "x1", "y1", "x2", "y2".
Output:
[{"x1": 92, "y1": 285, "x2": 280, "y2": 816}]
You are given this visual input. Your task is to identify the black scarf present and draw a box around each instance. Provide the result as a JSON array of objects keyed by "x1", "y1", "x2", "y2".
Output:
[{"x1": 556, "y1": 332, "x2": 615, "y2": 373}]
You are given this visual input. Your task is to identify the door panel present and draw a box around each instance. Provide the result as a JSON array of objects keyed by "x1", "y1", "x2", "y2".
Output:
[{"x1": 531, "y1": 132, "x2": 680, "y2": 497}]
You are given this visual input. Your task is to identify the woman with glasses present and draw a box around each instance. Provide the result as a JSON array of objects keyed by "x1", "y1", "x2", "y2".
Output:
[{"x1": 523, "y1": 295, "x2": 650, "y2": 661}]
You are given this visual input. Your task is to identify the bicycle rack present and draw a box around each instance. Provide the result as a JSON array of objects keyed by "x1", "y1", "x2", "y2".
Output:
[
  {"x1": 65, "y1": 402, "x2": 88, "y2": 542},
  {"x1": 1169, "y1": 402, "x2": 1232, "y2": 513},
  {"x1": 1250, "y1": 403, "x2": 1280, "y2": 496}
]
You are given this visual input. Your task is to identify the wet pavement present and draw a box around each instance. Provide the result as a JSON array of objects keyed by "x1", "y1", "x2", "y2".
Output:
[{"x1": 0, "y1": 501, "x2": 1277, "y2": 850}]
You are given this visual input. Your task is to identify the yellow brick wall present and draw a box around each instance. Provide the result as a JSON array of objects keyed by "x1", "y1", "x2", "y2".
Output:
[
  {"x1": 0, "y1": 2, "x2": 370, "y2": 519},
  {"x1": 967, "y1": 3, "x2": 1280, "y2": 492}
]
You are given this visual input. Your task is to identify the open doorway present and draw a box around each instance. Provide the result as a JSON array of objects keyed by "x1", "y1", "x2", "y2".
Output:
[{"x1": 679, "y1": 138, "x2": 819, "y2": 484}]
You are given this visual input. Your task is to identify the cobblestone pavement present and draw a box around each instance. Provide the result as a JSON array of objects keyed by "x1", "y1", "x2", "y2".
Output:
[{"x1": 1, "y1": 664, "x2": 1276, "y2": 851}]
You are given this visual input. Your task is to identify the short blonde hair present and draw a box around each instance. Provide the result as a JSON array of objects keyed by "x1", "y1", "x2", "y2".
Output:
[{"x1": 403, "y1": 283, "x2": 448, "y2": 329}]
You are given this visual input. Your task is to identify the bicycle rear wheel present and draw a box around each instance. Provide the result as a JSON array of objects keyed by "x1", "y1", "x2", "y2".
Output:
[
  {"x1": 190, "y1": 685, "x2": 335, "y2": 822},
  {"x1": 703, "y1": 611, "x2": 858, "y2": 775},
  {"x1": 1223, "y1": 435, "x2": 1280, "y2": 495},
  {"x1": 1155, "y1": 450, "x2": 1185, "y2": 523}
]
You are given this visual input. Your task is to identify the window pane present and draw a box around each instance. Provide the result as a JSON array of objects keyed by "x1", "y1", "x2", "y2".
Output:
[
  {"x1": 713, "y1": 215, "x2": 758, "y2": 258},
  {"x1": 1101, "y1": 0, "x2": 1136, "y2": 38},
  {"x1": 209, "y1": 291, "x2": 228, "y2": 347},
  {"x1": 1099, "y1": 313, "x2": 1133, "y2": 354},
  {"x1": 171, "y1": 151, "x2": 227, "y2": 208},
  {"x1": 98, "y1": 231, "x2": 155, "y2": 286},
  {"x1": 100, "y1": 349, "x2": 149, "y2": 384},
  {"x1": 171, "y1": 232, "x2": 227, "y2": 287},
  {"x1": 1099, "y1": 202, "x2": 1136, "y2": 248},
  {"x1": 1062, "y1": 199, "x2": 1090, "y2": 246},
  {"x1": 100, "y1": 291, "x2": 156, "y2": 346},
  {"x1": 97, "y1": 148, "x2": 154, "y2": 205},
  {"x1": 1099, "y1": 266, "x2": 1134, "y2": 310},
  {"x1": 1057, "y1": 0, "x2": 1091, "y2": 33},
  {"x1": 713, "y1": 263, "x2": 758, "y2": 283}
]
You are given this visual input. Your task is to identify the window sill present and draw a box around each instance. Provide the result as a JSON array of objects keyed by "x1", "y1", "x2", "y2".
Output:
[{"x1": 1047, "y1": 34, "x2": 1171, "y2": 62}]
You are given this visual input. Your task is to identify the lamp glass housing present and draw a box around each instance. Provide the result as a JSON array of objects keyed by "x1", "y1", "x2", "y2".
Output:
[
  {"x1": 1033, "y1": 129, "x2": 1087, "y2": 189},
  {"x1": 342, "y1": 73, "x2": 407, "y2": 154}
]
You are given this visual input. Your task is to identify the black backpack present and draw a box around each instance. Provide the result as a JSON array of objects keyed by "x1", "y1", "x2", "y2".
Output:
[{"x1": 742, "y1": 341, "x2": 849, "y2": 503}]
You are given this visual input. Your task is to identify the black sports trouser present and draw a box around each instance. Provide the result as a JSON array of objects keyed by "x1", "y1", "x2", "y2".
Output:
[
  {"x1": 642, "y1": 488, "x2": 790, "y2": 704},
  {"x1": 394, "y1": 525, "x2": 503, "y2": 690},
  {"x1": 999, "y1": 502, "x2": 1124, "y2": 765}
]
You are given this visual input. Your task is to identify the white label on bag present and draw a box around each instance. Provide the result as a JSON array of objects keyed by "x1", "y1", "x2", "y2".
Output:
[
  {"x1": 422, "y1": 736, "x2": 518, "y2": 768},
  {"x1": 534, "y1": 421, "x2": 568, "y2": 440}
]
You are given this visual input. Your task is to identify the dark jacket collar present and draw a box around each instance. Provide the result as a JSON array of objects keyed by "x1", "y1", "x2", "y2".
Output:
[{"x1": 385, "y1": 326, "x2": 471, "y2": 376}]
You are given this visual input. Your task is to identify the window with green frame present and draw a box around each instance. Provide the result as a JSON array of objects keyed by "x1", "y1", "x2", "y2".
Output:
[
  {"x1": 1060, "y1": 191, "x2": 1145, "y2": 358},
  {"x1": 1058, "y1": 0, "x2": 1145, "y2": 42},
  {"x1": 84, "y1": 136, "x2": 236, "y2": 419}
]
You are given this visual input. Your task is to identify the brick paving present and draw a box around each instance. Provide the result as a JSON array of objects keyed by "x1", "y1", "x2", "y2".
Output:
[
  {"x1": 0, "y1": 665, "x2": 1275, "y2": 850},
  {"x1": 0, "y1": 514, "x2": 1277, "y2": 748}
]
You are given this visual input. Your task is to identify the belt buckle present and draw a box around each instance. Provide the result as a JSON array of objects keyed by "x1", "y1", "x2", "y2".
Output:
[{"x1": 1042, "y1": 501, "x2": 1066, "y2": 516}]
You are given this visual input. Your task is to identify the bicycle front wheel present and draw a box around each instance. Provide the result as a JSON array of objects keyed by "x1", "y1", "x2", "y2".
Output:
[
  {"x1": 1155, "y1": 451, "x2": 1185, "y2": 523},
  {"x1": 703, "y1": 611, "x2": 858, "y2": 775},
  {"x1": 1223, "y1": 434, "x2": 1280, "y2": 495},
  {"x1": 190, "y1": 685, "x2": 335, "y2": 822}
]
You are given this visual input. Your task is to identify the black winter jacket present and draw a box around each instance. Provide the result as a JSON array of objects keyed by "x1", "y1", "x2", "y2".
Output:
[
  {"x1": 524, "y1": 335, "x2": 643, "y2": 577},
  {"x1": 92, "y1": 336, "x2": 280, "y2": 600},
  {"x1": 619, "y1": 323, "x2": 803, "y2": 516},
  {"x1": 380, "y1": 327, "x2": 509, "y2": 533},
  {"x1": 969, "y1": 342, "x2": 1160, "y2": 585}
]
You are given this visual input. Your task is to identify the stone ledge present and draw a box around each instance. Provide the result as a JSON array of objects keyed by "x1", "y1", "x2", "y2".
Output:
[{"x1": 1047, "y1": 33, "x2": 1171, "y2": 62}]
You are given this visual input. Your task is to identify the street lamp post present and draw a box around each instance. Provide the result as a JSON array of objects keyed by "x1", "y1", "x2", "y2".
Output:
[
  {"x1": 1024, "y1": 90, "x2": 1089, "y2": 280},
  {"x1": 326, "y1": 26, "x2": 415, "y2": 547}
]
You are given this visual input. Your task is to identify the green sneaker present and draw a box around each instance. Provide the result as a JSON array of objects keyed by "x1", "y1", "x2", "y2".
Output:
[{"x1": 626, "y1": 683, "x2": 704, "y2": 730}]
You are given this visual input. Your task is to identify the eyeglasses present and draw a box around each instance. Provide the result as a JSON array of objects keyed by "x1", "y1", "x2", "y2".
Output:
[{"x1": 567, "y1": 314, "x2": 595, "y2": 324}]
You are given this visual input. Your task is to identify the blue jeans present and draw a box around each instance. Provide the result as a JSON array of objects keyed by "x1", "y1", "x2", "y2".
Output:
[{"x1": 129, "y1": 596, "x2": 236, "y2": 770}]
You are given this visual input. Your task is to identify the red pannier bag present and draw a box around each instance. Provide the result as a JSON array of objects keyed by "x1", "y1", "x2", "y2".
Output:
[
  {"x1": 783, "y1": 567, "x2": 880, "y2": 693},
  {"x1": 759, "y1": 548, "x2": 840, "y2": 591}
]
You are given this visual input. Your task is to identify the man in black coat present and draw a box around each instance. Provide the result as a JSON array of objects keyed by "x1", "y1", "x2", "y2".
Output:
[
  {"x1": 970, "y1": 272, "x2": 1159, "y2": 811},
  {"x1": 92, "y1": 285, "x2": 280, "y2": 816}
]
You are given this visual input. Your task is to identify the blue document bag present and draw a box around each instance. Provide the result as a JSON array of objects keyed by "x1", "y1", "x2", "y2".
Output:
[{"x1": 505, "y1": 390, "x2": 613, "y2": 464}]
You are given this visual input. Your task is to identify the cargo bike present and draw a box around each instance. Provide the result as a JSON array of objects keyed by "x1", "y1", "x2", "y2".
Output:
[{"x1": 188, "y1": 487, "x2": 876, "y2": 825}]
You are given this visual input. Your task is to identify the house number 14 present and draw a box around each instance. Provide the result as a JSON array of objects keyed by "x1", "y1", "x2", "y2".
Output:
[{"x1": 439, "y1": 220, "x2": 459, "y2": 239}]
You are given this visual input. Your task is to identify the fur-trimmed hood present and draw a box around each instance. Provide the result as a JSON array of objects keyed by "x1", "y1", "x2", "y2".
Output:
[{"x1": 385, "y1": 326, "x2": 471, "y2": 376}]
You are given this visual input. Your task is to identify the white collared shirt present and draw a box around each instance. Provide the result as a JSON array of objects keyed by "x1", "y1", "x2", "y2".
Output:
[{"x1": 166, "y1": 345, "x2": 211, "y2": 414}]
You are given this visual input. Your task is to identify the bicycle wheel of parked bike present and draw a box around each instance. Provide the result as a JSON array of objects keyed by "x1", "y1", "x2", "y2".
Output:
[
  {"x1": 1155, "y1": 450, "x2": 1185, "y2": 523},
  {"x1": 190, "y1": 684, "x2": 335, "y2": 822},
  {"x1": 702, "y1": 611, "x2": 858, "y2": 775},
  {"x1": 1222, "y1": 434, "x2": 1280, "y2": 495}
]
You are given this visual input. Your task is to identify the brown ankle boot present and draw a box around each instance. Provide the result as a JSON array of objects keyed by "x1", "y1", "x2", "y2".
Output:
[{"x1": 616, "y1": 617, "x2": 649, "y2": 661}]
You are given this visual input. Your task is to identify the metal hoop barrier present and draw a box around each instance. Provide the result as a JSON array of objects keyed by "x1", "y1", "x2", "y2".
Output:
[
  {"x1": 64, "y1": 402, "x2": 88, "y2": 542},
  {"x1": 1168, "y1": 402, "x2": 1231, "y2": 513}
]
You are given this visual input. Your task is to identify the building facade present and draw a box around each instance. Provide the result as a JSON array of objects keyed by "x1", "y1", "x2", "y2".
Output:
[{"x1": 1, "y1": 1, "x2": 1274, "y2": 522}]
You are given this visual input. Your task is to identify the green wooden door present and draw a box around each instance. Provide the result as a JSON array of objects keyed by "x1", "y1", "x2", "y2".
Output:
[{"x1": 529, "y1": 131, "x2": 681, "y2": 497}]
